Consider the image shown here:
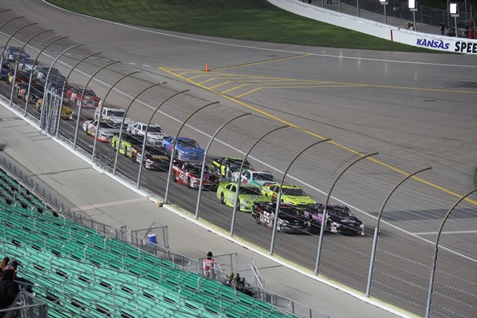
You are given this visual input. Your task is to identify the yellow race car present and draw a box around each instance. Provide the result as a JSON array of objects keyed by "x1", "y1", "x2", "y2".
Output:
[
  {"x1": 35, "y1": 98, "x2": 74, "y2": 120},
  {"x1": 261, "y1": 183, "x2": 315, "y2": 206}
]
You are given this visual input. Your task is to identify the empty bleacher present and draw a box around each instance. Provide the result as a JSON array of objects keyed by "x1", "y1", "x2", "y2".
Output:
[{"x1": 0, "y1": 167, "x2": 298, "y2": 318}]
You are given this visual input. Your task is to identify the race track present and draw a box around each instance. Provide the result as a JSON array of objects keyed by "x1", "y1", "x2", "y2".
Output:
[{"x1": 1, "y1": 1, "x2": 477, "y2": 317}]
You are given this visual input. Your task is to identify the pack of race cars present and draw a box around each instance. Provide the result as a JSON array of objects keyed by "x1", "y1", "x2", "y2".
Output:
[{"x1": 2, "y1": 46, "x2": 364, "y2": 236}]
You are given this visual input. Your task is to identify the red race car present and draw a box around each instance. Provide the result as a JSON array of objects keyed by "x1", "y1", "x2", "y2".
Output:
[
  {"x1": 65, "y1": 87, "x2": 101, "y2": 108},
  {"x1": 171, "y1": 160, "x2": 219, "y2": 190}
]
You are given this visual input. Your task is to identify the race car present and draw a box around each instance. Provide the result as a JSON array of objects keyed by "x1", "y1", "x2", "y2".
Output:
[
  {"x1": 94, "y1": 107, "x2": 133, "y2": 125},
  {"x1": 216, "y1": 181, "x2": 270, "y2": 212},
  {"x1": 65, "y1": 87, "x2": 101, "y2": 108},
  {"x1": 301, "y1": 203, "x2": 364, "y2": 236},
  {"x1": 127, "y1": 122, "x2": 165, "y2": 146},
  {"x1": 32, "y1": 67, "x2": 67, "y2": 91},
  {"x1": 35, "y1": 98, "x2": 74, "y2": 120},
  {"x1": 17, "y1": 58, "x2": 40, "y2": 73},
  {"x1": 131, "y1": 146, "x2": 170, "y2": 171},
  {"x1": 161, "y1": 136, "x2": 205, "y2": 161},
  {"x1": 232, "y1": 169, "x2": 277, "y2": 189},
  {"x1": 111, "y1": 133, "x2": 145, "y2": 157},
  {"x1": 261, "y1": 184, "x2": 315, "y2": 206},
  {"x1": 211, "y1": 157, "x2": 254, "y2": 179},
  {"x1": 171, "y1": 161, "x2": 219, "y2": 190},
  {"x1": 83, "y1": 119, "x2": 123, "y2": 142},
  {"x1": 252, "y1": 202, "x2": 310, "y2": 234},
  {"x1": 1, "y1": 46, "x2": 30, "y2": 62}
]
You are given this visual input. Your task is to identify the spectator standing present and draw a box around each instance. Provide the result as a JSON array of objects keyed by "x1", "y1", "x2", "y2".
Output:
[
  {"x1": 5, "y1": 260, "x2": 34, "y2": 292},
  {"x1": 0, "y1": 270, "x2": 20, "y2": 312},
  {"x1": 439, "y1": 21, "x2": 446, "y2": 35},
  {"x1": 203, "y1": 252, "x2": 215, "y2": 279}
]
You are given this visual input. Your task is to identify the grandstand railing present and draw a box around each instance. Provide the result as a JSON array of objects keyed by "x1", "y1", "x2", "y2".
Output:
[{"x1": 0, "y1": 291, "x2": 48, "y2": 318}]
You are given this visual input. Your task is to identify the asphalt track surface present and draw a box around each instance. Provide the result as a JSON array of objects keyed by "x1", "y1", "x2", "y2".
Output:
[{"x1": 1, "y1": 1, "x2": 477, "y2": 317}]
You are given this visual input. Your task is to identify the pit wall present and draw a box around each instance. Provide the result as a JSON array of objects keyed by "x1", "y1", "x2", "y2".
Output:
[{"x1": 269, "y1": 0, "x2": 477, "y2": 54}]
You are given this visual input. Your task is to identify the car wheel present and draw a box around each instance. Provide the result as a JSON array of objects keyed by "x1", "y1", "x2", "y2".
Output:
[
  {"x1": 187, "y1": 178, "x2": 192, "y2": 188},
  {"x1": 236, "y1": 200, "x2": 241, "y2": 211},
  {"x1": 172, "y1": 172, "x2": 177, "y2": 182},
  {"x1": 220, "y1": 193, "x2": 225, "y2": 204}
]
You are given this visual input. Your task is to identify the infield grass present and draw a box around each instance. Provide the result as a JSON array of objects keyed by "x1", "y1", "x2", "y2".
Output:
[{"x1": 47, "y1": 0, "x2": 430, "y2": 52}]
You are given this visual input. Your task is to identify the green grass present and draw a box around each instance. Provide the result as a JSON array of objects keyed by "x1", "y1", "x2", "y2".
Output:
[{"x1": 47, "y1": 0, "x2": 431, "y2": 52}]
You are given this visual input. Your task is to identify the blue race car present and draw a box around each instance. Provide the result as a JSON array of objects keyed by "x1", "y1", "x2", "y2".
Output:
[
  {"x1": 161, "y1": 136, "x2": 205, "y2": 161},
  {"x1": 1, "y1": 46, "x2": 30, "y2": 62}
]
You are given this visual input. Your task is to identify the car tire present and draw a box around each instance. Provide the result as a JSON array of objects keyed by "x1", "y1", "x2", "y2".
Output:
[
  {"x1": 220, "y1": 193, "x2": 225, "y2": 204},
  {"x1": 172, "y1": 172, "x2": 177, "y2": 182},
  {"x1": 187, "y1": 178, "x2": 192, "y2": 188},
  {"x1": 236, "y1": 200, "x2": 241, "y2": 211}
]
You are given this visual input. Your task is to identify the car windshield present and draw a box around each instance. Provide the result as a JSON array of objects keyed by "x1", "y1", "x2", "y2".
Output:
[
  {"x1": 146, "y1": 147, "x2": 164, "y2": 155},
  {"x1": 282, "y1": 187, "x2": 307, "y2": 196},
  {"x1": 48, "y1": 68, "x2": 62, "y2": 77},
  {"x1": 99, "y1": 121, "x2": 120, "y2": 129},
  {"x1": 189, "y1": 167, "x2": 201, "y2": 175},
  {"x1": 178, "y1": 139, "x2": 199, "y2": 148},
  {"x1": 279, "y1": 206, "x2": 298, "y2": 215},
  {"x1": 77, "y1": 88, "x2": 95, "y2": 96},
  {"x1": 107, "y1": 110, "x2": 125, "y2": 117},
  {"x1": 148, "y1": 126, "x2": 163, "y2": 133},
  {"x1": 253, "y1": 172, "x2": 275, "y2": 181},
  {"x1": 329, "y1": 206, "x2": 353, "y2": 218},
  {"x1": 239, "y1": 187, "x2": 261, "y2": 195}
]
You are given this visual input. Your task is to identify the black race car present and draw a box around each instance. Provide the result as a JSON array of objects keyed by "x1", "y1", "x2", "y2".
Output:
[
  {"x1": 301, "y1": 203, "x2": 364, "y2": 236},
  {"x1": 211, "y1": 157, "x2": 254, "y2": 179},
  {"x1": 131, "y1": 145, "x2": 170, "y2": 171},
  {"x1": 252, "y1": 202, "x2": 310, "y2": 234}
]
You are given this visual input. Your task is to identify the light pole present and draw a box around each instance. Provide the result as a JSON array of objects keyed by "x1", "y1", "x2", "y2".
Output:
[
  {"x1": 163, "y1": 101, "x2": 219, "y2": 203},
  {"x1": 315, "y1": 152, "x2": 378, "y2": 274},
  {"x1": 409, "y1": 0, "x2": 417, "y2": 31},
  {"x1": 425, "y1": 188, "x2": 477, "y2": 317},
  {"x1": 450, "y1": 3, "x2": 459, "y2": 38},
  {"x1": 195, "y1": 112, "x2": 251, "y2": 219},
  {"x1": 270, "y1": 138, "x2": 330, "y2": 255},
  {"x1": 366, "y1": 167, "x2": 432, "y2": 297},
  {"x1": 380, "y1": 0, "x2": 388, "y2": 24}
]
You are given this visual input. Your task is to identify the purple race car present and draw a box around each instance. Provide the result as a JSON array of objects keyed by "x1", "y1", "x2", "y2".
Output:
[{"x1": 302, "y1": 203, "x2": 364, "y2": 236}]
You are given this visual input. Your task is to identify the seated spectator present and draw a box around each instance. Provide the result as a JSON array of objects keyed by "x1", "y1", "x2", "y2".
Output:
[
  {"x1": 0, "y1": 257, "x2": 9, "y2": 271},
  {"x1": 237, "y1": 277, "x2": 246, "y2": 292},
  {"x1": 231, "y1": 272, "x2": 241, "y2": 289},
  {"x1": 0, "y1": 270, "x2": 20, "y2": 312},
  {"x1": 225, "y1": 272, "x2": 234, "y2": 287}
]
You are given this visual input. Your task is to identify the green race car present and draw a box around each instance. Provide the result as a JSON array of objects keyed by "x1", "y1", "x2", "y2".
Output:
[
  {"x1": 261, "y1": 183, "x2": 315, "y2": 206},
  {"x1": 216, "y1": 181, "x2": 271, "y2": 212},
  {"x1": 111, "y1": 133, "x2": 144, "y2": 157}
]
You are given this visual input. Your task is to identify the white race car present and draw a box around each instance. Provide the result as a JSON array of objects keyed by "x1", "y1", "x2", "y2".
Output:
[
  {"x1": 127, "y1": 122, "x2": 165, "y2": 146},
  {"x1": 82, "y1": 119, "x2": 122, "y2": 142}
]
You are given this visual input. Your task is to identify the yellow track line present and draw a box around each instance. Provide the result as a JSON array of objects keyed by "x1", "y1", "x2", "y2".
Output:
[
  {"x1": 211, "y1": 54, "x2": 312, "y2": 71},
  {"x1": 160, "y1": 66, "x2": 477, "y2": 205}
]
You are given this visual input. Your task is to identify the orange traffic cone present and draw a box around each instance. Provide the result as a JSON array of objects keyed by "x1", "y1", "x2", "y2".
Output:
[{"x1": 205, "y1": 64, "x2": 210, "y2": 72}]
